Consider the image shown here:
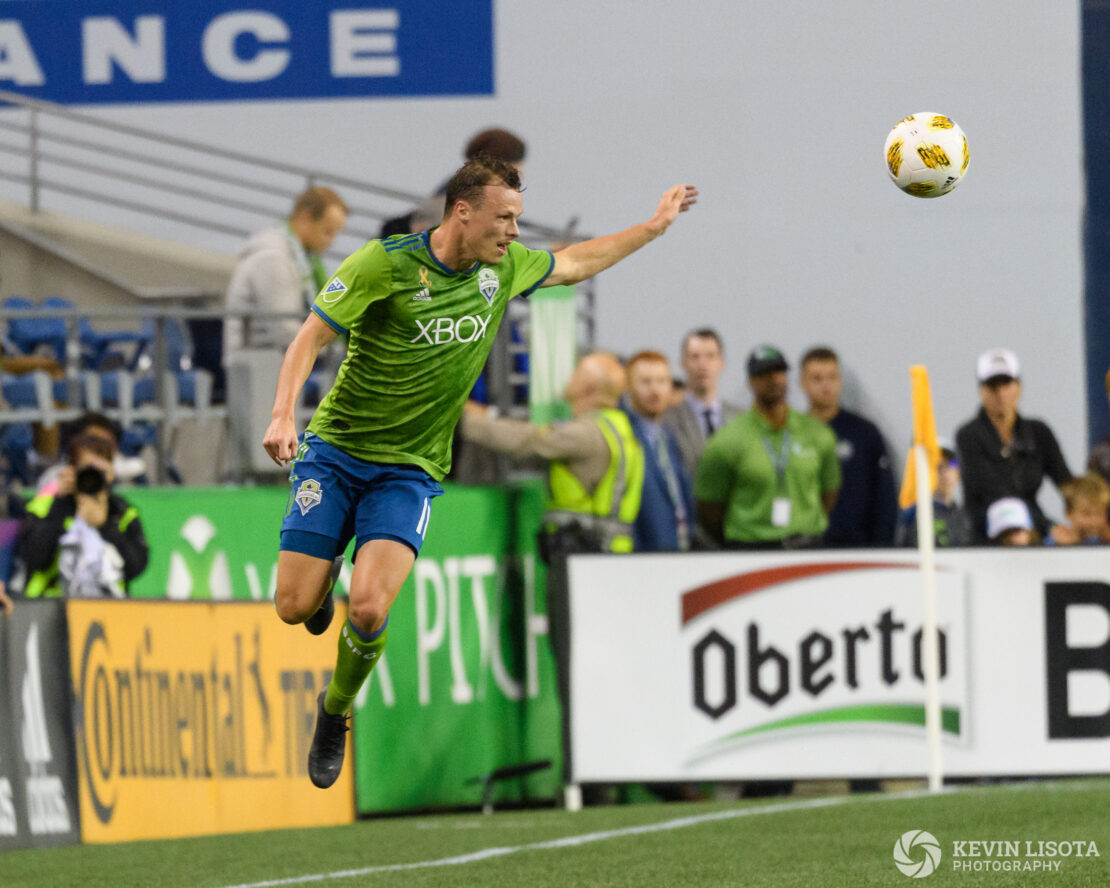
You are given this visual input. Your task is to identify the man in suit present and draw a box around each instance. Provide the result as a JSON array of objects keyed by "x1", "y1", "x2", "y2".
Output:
[
  {"x1": 625, "y1": 351, "x2": 695, "y2": 551},
  {"x1": 662, "y1": 328, "x2": 742, "y2": 481}
]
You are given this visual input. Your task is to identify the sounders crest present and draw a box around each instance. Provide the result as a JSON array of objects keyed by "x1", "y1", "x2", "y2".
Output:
[{"x1": 478, "y1": 268, "x2": 500, "y2": 305}]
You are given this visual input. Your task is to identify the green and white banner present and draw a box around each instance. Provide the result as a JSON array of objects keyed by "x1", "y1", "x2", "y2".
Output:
[
  {"x1": 351, "y1": 483, "x2": 561, "y2": 811},
  {"x1": 123, "y1": 482, "x2": 562, "y2": 811},
  {"x1": 528, "y1": 284, "x2": 576, "y2": 425}
]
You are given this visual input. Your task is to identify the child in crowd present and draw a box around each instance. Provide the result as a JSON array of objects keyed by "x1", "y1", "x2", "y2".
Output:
[
  {"x1": 986, "y1": 497, "x2": 1040, "y2": 546},
  {"x1": 896, "y1": 442, "x2": 970, "y2": 547},
  {"x1": 1048, "y1": 473, "x2": 1110, "y2": 545}
]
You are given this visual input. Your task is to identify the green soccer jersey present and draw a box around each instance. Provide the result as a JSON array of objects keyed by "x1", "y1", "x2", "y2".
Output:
[
  {"x1": 307, "y1": 230, "x2": 554, "y2": 480},
  {"x1": 694, "y1": 407, "x2": 841, "y2": 542}
]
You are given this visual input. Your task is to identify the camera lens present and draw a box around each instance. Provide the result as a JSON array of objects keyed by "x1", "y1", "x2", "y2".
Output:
[{"x1": 75, "y1": 465, "x2": 107, "y2": 495}]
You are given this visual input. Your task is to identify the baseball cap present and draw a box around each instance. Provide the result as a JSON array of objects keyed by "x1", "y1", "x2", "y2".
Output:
[
  {"x1": 747, "y1": 345, "x2": 789, "y2": 377},
  {"x1": 976, "y1": 348, "x2": 1020, "y2": 384},
  {"x1": 986, "y1": 497, "x2": 1033, "y2": 540}
]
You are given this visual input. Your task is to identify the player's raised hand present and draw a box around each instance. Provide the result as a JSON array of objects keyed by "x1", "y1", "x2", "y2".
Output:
[
  {"x1": 263, "y1": 417, "x2": 299, "y2": 466},
  {"x1": 647, "y1": 184, "x2": 698, "y2": 237}
]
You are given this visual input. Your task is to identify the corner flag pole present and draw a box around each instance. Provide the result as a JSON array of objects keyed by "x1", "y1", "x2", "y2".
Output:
[
  {"x1": 913, "y1": 443, "x2": 943, "y2": 792},
  {"x1": 900, "y1": 366, "x2": 943, "y2": 793}
]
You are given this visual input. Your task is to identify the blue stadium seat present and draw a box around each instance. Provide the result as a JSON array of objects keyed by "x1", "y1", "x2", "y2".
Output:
[{"x1": 6, "y1": 296, "x2": 67, "y2": 361}]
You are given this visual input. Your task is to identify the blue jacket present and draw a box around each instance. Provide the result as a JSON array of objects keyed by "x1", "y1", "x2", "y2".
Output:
[
  {"x1": 625, "y1": 409, "x2": 696, "y2": 552},
  {"x1": 824, "y1": 408, "x2": 898, "y2": 547}
]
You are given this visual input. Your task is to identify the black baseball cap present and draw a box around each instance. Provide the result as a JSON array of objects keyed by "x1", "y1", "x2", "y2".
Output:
[{"x1": 747, "y1": 345, "x2": 789, "y2": 377}]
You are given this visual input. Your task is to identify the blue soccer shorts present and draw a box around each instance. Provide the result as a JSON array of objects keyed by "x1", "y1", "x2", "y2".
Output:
[{"x1": 279, "y1": 433, "x2": 444, "y2": 561}]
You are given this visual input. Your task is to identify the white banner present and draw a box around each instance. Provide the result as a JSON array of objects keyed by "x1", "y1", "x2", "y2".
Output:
[{"x1": 566, "y1": 549, "x2": 1110, "y2": 781}]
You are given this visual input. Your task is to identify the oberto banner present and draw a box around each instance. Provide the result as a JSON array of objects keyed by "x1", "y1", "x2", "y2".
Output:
[
  {"x1": 567, "y1": 549, "x2": 1110, "y2": 782},
  {"x1": 0, "y1": 1, "x2": 493, "y2": 105}
]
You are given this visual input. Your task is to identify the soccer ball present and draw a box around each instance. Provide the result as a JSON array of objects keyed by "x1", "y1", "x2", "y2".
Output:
[{"x1": 883, "y1": 112, "x2": 969, "y2": 198}]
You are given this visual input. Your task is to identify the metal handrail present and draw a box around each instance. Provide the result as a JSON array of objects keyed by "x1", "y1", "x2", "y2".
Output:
[{"x1": 0, "y1": 87, "x2": 578, "y2": 245}]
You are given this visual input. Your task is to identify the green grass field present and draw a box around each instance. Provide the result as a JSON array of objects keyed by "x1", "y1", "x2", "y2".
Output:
[{"x1": 3, "y1": 779, "x2": 1107, "y2": 887}]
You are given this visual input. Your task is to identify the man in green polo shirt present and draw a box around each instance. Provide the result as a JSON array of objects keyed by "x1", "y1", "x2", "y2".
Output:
[{"x1": 695, "y1": 345, "x2": 840, "y2": 549}]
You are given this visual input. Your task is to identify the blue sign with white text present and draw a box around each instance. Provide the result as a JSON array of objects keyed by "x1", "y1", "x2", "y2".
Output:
[{"x1": 0, "y1": 1, "x2": 494, "y2": 104}]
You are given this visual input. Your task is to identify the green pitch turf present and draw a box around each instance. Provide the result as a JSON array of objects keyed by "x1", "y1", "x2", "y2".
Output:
[{"x1": 3, "y1": 779, "x2": 1107, "y2": 887}]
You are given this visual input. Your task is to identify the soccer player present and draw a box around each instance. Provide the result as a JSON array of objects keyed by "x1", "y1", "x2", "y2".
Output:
[{"x1": 262, "y1": 156, "x2": 697, "y2": 788}]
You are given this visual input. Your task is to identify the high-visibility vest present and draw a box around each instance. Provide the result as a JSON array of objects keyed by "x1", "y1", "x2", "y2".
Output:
[
  {"x1": 19, "y1": 493, "x2": 139, "y2": 598},
  {"x1": 545, "y1": 408, "x2": 644, "y2": 553}
]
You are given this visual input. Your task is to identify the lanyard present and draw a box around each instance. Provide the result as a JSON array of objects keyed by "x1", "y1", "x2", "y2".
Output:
[{"x1": 761, "y1": 430, "x2": 791, "y2": 491}]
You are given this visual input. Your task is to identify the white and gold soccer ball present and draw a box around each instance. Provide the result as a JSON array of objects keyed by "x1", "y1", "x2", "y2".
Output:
[{"x1": 883, "y1": 112, "x2": 969, "y2": 198}]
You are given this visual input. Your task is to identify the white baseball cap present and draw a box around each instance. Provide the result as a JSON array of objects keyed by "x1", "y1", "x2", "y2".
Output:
[
  {"x1": 986, "y1": 497, "x2": 1033, "y2": 540},
  {"x1": 976, "y1": 348, "x2": 1020, "y2": 384}
]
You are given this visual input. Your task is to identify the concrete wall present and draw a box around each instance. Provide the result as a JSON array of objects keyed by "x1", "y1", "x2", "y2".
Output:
[{"x1": 3, "y1": 1, "x2": 1086, "y2": 513}]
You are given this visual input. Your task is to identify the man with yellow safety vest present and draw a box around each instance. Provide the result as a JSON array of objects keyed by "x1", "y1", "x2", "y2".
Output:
[{"x1": 460, "y1": 351, "x2": 645, "y2": 557}]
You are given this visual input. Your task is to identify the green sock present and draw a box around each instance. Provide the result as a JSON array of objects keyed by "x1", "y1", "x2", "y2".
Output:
[{"x1": 324, "y1": 617, "x2": 388, "y2": 716}]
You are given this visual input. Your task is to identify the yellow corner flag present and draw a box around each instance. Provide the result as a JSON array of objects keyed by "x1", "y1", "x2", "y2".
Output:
[{"x1": 898, "y1": 365, "x2": 942, "y2": 509}]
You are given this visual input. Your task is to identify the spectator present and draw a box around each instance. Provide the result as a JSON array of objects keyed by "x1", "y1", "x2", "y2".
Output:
[
  {"x1": 663, "y1": 328, "x2": 741, "y2": 482},
  {"x1": 896, "y1": 441, "x2": 971, "y2": 547},
  {"x1": 695, "y1": 345, "x2": 840, "y2": 549},
  {"x1": 986, "y1": 497, "x2": 1040, "y2": 546},
  {"x1": 15, "y1": 433, "x2": 149, "y2": 598},
  {"x1": 1087, "y1": 368, "x2": 1110, "y2": 485},
  {"x1": 624, "y1": 351, "x2": 694, "y2": 552},
  {"x1": 380, "y1": 127, "x2": 527, "y2": 238},
  {"x1": 800, "y1": 346, "x2": 897, "y2": 547},
  {"x1": 224, "y1": 186, "x2": 349, "y2": 368},
  {"x1": 956, "y1": 348, "x2": 1072, "y2": 544},
  {"x1": 459, "y1": 352, "x2": 644, "y2": 555},
  {"x1": 35, "y1": 411, "x2": 144, "y2": 496},
  {"x1": 1048, "y1": 474, "x2": 1110, "y2": 545}
]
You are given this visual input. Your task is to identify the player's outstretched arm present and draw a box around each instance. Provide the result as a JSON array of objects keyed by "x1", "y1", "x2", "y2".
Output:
[
  {"x1": 262, "y1": 313, "x2": 338, "y2": 466},
  {"x1": 544, "y1": 184, "x2": 697, "y2": 287}
]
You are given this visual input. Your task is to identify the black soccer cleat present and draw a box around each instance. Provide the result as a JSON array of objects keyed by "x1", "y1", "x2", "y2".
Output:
[
  {"x1": 304, "y1": 556, "x2": 343, "y2": 636},
  {"x1": 308, "y1": 690, "x2": 349, "y2": 789}
]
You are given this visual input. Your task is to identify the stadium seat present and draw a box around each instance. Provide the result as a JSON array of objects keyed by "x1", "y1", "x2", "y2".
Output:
[
  {"x1": 79, "y1": 317, "x2": 151, "y2": 370},
  {"x1": 5, "y1": 296, "x2": 68, "y2": 361}
]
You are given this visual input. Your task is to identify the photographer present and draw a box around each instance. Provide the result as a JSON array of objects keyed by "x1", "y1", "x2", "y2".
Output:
[{"x1": 16, "y1": 433, "x2": 148, "y2": 598}]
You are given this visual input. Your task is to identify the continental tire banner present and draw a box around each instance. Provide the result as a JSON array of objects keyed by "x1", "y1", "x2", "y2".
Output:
[
  {"x1": 0, "y1": 600, "x2": 81, "y2": 851},
  {"x1": 66, "y1": 599, "x2": 353, "y2": 843},
  {"x1": 567, "y1": 549, "x2": 1110, "y2": 782}
]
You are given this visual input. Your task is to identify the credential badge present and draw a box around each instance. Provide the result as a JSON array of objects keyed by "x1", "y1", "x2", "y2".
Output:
[
  {"x1": 478, "y1": 268, "x2": 500, "y2": 305},
  {"x1": 294, "y1": 478, "x2": 323, "y2": 516}
]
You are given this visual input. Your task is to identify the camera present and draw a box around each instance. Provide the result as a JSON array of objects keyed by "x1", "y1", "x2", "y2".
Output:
[{"x1": 75, "y1": 465, "x2": 108, "y2": 496}]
